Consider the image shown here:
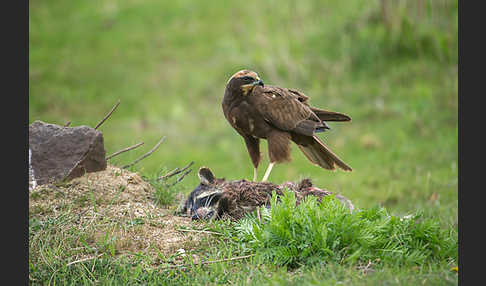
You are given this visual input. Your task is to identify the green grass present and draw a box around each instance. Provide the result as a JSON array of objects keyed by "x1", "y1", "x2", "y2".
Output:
[
  {"x1": 234, "y1": 191, "x2": 457, "y2": 268},
  {"x1": 29, "y1": 200, "x2": 458, "y2": 285},
  {"x1": 29, "y1": 0, "x2": 457, "y2": 284},
  {"x1": 142, "y1": 172, "x2": 178, "y2": 207}
]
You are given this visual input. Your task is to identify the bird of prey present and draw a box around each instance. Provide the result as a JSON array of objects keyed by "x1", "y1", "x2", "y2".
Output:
[{"x1": 222, "y1": 69, "x2": 352, "y2": 182}]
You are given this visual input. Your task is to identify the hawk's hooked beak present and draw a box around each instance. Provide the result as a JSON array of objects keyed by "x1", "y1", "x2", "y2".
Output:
[
  {"x1": 241, "y1": 78, "x2": 264, "y2": 95},
  {"x1": 254, "y1": 79, "x2": 264, "y2": 87}
]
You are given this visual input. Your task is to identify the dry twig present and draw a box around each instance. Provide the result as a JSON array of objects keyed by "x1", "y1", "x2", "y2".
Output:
[
  {"x1": 122, "y1": 136, "x2": 166, "y2": 169},
  {"x1": 162, "y1": 254, "x2": 255, "y2": 270},
  {"x1": 66, "y1": 254, "x2": 103, "y2": 267},
  {"x1": 161, "y1": 167, "x2": 180, "y2": 179},
  {"x1": 94, "y1": 99, "x2": 120, "y2": 130},
  {"x1": 106, "y1": 142, "x2": 144, "y2": 160},
  {"x1": 358, "y1": 260, "x2": 374, "y2": 275},
  {"x1": 169, "y1": 169, "x2": 192, "y2": 186},
  {"x1": 176, "y1": 228, "x2": 223, "y2": 235},
  {"x1": 48, "y1": 268, "x2": 61, "y2": 286},
  {"x1": 159, "y1": 161, "x2": 194, "y2": 180}
]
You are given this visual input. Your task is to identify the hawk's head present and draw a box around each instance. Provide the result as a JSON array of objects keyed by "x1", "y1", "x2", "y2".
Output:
[{"x1": 225, "y1": 69, "x2": 264, "y2": 96}]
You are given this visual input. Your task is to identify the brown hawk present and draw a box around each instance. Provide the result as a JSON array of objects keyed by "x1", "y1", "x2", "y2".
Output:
[{"x1": 222, "y1": 69, "x2": 352, "y2": 182}]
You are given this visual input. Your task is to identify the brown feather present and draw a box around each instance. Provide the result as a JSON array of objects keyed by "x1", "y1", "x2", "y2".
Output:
[
  {"x1": 311, "y1": 107, "x2": 352, "y2": 122},
  {"x1": 288, "y1": 88, "x2": 351, "y2": 121},
  {"x1": 296, "y1": 135, "x2": 352, "y2": 171},
  {"x1": 267, "y1": 131, "x2": 292, "y2": 163},
  {"x1": 242, "y1": 135, "x2": 261, "y2": 168},
  {"x1": 222, "y1": 69, "x2": 352, "y2": 176}
]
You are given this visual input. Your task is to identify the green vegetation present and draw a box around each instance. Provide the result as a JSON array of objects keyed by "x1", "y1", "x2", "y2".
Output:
[
  {"x1": 29, "y1": 0, "x2": 457, "y2": 284},
  {"x1": 143, "y1": 172, "x2": 178, "y2": 207},
  {"x1": 235, "y1": 191, "x2": 457, "y2": 268}
]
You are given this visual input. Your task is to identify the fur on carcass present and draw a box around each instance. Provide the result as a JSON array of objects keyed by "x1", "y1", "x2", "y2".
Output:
[{"x1": 178, "y1": 167, "x2": 354, "y2": 220}]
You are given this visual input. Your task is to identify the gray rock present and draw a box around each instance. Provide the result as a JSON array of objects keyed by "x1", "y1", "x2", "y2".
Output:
[
  {"x1": 29, "y1": 120, "x2": 107, "y2": 186},
  {"x1": 29, "y1": 148, "x2": 37, "y2": 190}
]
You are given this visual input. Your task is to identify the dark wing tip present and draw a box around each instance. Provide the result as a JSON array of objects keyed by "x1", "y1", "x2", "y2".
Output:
[{"x1": 336, "y1": 161, "x2": 353, "y2": 172}]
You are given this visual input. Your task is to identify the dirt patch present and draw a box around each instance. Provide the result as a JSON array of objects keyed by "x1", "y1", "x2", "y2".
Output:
[{"x1": 29, "y1": 164, "x2": 210, "y2": 261}]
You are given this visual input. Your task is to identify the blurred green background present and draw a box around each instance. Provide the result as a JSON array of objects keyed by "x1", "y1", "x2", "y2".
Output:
[{"x1": 29, "y1": 0, "x2": 457, "y2": 218}]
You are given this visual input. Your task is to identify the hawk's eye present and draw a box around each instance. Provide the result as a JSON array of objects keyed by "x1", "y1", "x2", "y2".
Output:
[{"x1": 241, "y1": 76, "x2": 254, "y2": 81}]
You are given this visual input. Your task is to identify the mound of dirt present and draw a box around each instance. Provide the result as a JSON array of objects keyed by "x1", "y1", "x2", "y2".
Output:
[{"x1": 29, "y1": 164, "x2": 211, "y2": 262}]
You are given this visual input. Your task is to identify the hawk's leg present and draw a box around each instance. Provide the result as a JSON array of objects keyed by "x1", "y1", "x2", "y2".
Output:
[
  {"x1": 261, "y1": 162, "x2": 275, "y2": 182},
  {"x1": 262, "y1": 131, "x2": 292, "y2": 182},
  {"x1": 243, "y1": 135, "x2": 261, "y2": 181}
]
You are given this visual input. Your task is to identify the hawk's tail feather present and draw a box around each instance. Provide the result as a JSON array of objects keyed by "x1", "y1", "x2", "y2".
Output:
[
  {"x1": 311, "y1": 108, "x2": 351, "y2": 122},
  {"x1": 297, "y1": 136, "x2": 352, "y2": 172}
]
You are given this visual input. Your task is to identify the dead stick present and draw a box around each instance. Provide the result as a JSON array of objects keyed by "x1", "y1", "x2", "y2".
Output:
[
  {"x1": 159, "y1": 161, "x2": 194, "y2": 180},
  {"x1": 176, "y1": 228, "x2": 222, "y2": 235},
  {"x1": 106, "y1": 142, "x2": 144, "y2": 160},
  {"x1": 66, "y1": 254, "x2": 103, "y2": 267},
  {"x1": 122, "y1": 136, "x2": 165, "y2": 169},
  {"x1": 171, "y1": 168, "x2": 192, "y2": 186},
  {"x1": 94, "y1": 99, "x2": 120, "y2": 130},
  {"x1": 163, "y1": 254, "x2": 255, "y2": 269},
  {"x1": 160, "y1": 167, "x2": 180, "y2": 180}
]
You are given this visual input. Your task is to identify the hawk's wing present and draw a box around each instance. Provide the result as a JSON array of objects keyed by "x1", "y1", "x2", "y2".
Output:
[
  {"x1": 287, "y1": 88, "x2": 352, "y2": 122},
  {"x1": 250, "y1": 85, "x2": 322, "y2": 135},
  {"x1": 286, "y1": 88, "x2": 310, "y2": 104}
]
